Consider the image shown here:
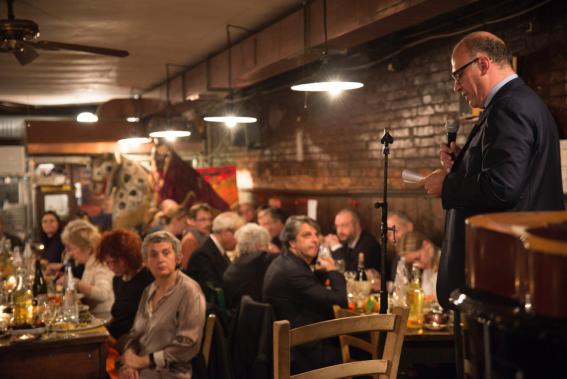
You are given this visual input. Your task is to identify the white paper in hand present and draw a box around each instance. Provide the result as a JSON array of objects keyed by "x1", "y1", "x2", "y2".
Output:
[{"x1": 402, "y1": 169, "x2": 425, "y2": 183}]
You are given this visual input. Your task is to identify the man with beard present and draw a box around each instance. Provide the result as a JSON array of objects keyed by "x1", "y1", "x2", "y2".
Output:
[{"x1": 324, "y1": 208, "x2": 381, "y2": 273}]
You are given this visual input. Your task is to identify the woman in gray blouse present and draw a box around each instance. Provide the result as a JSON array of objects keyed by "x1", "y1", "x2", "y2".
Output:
[{"x1": 118, "y1": 231, "x2": 206, "y2": 379}]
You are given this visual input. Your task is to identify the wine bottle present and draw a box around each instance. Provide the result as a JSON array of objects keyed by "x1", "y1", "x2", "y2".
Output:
[
  {"x1": 12, "y1": 268, "x2": 33, "y2": 327},
  {"x1": 32, "y1": 259, "x2": 48, "y2": 305},
  {"x1": 406, "y1": 264, "x2": 425, "y2": 329},
  {"x1": 356, "y1": 252, "x2": 367, "y2": 281},
  {"x1": 61, "y1": 265, "x2": 79, "y2": 325}
]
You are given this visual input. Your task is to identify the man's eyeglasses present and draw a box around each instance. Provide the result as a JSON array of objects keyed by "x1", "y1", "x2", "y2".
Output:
[{"x1": 451, "y1": 57, "x2": 480, "y2": 82}]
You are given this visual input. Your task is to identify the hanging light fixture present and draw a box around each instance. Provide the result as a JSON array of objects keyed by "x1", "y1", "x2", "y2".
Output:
[
  {"x1": 203, "y1": 25, "x2": 257, "y2": 127},
  {"x1": 148, "y1": 116, "x2": 192, "y2": 140},
  {"x1": 148, "y1": 65, "x2": 193, "y2": 140},
  {"x1": 118, "y1": 97, "x2": 151, "y2": 147},
  {"x1": 290, "y1": 0, "x2": 363, "y2": 94}
]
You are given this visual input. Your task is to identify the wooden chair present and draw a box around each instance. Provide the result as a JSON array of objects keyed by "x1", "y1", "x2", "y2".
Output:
[
  {"x1": 201, "y1": 313, "x2": 217, "y2": 366},
  {"x1": 273, "y1": 307, "x2": 408, "y2": 379},
  {"x1": 332, "y1": 306, "x2": 408, "y2": 379}
]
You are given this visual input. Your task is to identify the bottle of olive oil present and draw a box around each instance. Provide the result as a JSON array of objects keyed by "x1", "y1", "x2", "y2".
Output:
[
  {"x1": 406, "y1": 264, "x2": 424, "y2": 329},
  {"x1": 12, "y1": 267, "x2": 33, "y2": 327}
]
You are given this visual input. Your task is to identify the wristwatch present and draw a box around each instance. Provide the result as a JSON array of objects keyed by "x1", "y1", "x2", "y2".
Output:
[{"x1": 148, "y1": 352, "x2": 156, "y2": 369}]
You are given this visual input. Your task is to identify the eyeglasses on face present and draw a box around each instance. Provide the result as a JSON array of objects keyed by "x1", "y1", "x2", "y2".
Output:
[{"x1": 451, "y1": 57, "x2": 480, "y2": 82}]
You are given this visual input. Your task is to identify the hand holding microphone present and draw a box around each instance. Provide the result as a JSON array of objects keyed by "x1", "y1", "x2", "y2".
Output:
[{"x1": 441, "y1": 118, "x2": 460, "y2": 171}]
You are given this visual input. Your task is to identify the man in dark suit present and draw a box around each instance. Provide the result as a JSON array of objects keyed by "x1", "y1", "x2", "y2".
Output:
[
  {"x1": 222, "y1": 223, "x2": 276, "y2": 309},
  {"x1": 422, "y1": 31, "x2": 565, "y2": 309},
  {"x1": 185, "y1": 212, "x2": 244, "y2": 290},
  {"x1": 263, "y1": 215, "x2": 347, "y2": 374},
  {"x1": 324, "y1": 208, "x2": 381, "y2": 273},
  {"x1": 257, "y1": 207, "x2": 286, "y2": 253}
]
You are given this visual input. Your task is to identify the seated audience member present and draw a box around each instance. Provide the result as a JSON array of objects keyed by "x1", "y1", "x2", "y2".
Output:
[
  {"x1": 147, "y1": 199, "x2": 179, "y2": 231},
  {"x1": 0, "y1": 214, "x2": 23, "y2": 251},
  {"x1": 61, "y1": 219, "x2": 114, "y2": 319},
  {"x1": 263, "y1": 215, "x2": 347, "y2": 374},
  {"x1": 257, "y1": 207, "x2": 286, "y2": 253},
  {"x1": 324, "y1": 208, "x2": 381, "y2": 273},
  {"x1": 91, "y1": 196, "x2": 113, "y2": 232},
  {"x1": 40, "y1": 210, "x2": 65, "y2": 264},
  {"x1": 186, "y1": 212, "x2": 245, "y2": 290},
  {"x1": 222, "y1": 223, "x2": 275, "y2": 308},
  {"x1": 398, "y1": 231, "x2": 440, "y2": 302},
  {"x1": 98, "y1": 229, "x2": 154, "y2": 340},
  {"x1": 117, "y1": 231, "x2": 206, "y2": 379},
  {"x1": 237, "y1": 202, "x2": 256, "y2": 223},
  {"x1": 161, "y1": 206, "x2": 188, "y2": 240},
  {"x1": 386, "y1": 211, "x2": 416, "y2": 280},
  {"x1": 387, "y1": 211, "x2": 414, "y2": 243},
  {"x1": 180, "y1": 203, "x2": 214, "y2": 270}
]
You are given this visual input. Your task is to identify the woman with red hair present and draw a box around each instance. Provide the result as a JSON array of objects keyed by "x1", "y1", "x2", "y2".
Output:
[{"x1": 98, "y1": 229, "x2": 154, "y2": 340}]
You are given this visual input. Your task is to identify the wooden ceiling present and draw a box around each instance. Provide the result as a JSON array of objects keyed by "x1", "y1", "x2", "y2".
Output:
[{"x1": 0, "y1": 0, "x2": 303, "y2": 105}]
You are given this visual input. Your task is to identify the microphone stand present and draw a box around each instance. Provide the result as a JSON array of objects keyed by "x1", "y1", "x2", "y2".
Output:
[{"x1": 374, "y1": 129, "x2": 394, "y2": 315}]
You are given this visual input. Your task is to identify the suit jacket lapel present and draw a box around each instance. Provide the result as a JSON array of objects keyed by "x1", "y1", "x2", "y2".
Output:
[{"x1": 451, "y1": 108, "x2": 489, "y2": 171}]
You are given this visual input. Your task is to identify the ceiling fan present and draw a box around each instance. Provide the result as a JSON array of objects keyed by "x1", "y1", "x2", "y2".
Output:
[{"x1": 0, "y1": 0, "x2": 128, "y2": 65}]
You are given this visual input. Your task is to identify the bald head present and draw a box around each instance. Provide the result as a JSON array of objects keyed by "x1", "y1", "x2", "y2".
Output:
[
  {"x1": 451, "y1": 31, "x2": 515, "y2": 108},
  {"x1": 454, "y1": 31, "x2": 513, "y2": 68}
]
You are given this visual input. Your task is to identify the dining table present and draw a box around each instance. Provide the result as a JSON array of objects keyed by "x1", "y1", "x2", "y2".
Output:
[
  {"x1": 0, "y1": 324, "x2": 109, "y2": 379},
  {"x1": 399, "y1": 325, "x2": 456, "y2": 377}
]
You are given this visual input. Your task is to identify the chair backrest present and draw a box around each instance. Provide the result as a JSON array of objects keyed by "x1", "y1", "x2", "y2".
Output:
[
  {"x1": 202, "y1": 313, "x2": 217, "y2": 366},
  {"x1": 273, "y1": 307, "x2": 408, "y2": 379},
  {"x1": 333, "y1": 306, "x2": 380, "y2": 363}
]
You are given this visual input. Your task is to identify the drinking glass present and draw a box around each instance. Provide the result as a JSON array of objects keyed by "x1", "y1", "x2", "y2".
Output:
[{"x1": 335, "y1": 259, "x2": 345, "y2": 274}]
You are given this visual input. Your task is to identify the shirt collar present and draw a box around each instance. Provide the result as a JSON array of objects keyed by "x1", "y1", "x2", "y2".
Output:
[
  {"x1": 210, "y1": 234, "x2": 225, "y2": 256},
  {"x1": 348, "y1": 232, "x2": 362, "y2": 249},
  {"x1": 484, "y1": 73, "x2": 518, "y2": 108}
]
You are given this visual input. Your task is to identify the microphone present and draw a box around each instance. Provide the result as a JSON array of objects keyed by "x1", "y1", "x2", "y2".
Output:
[
  {"x1": 445, "y1": 118, "x2": 460, "y2": 147},
  {"x1": 445, "y1": 118, "x2": 460, "y2": 161}
]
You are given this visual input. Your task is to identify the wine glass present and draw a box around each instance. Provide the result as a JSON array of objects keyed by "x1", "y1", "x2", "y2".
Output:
[{"x1": 41, "y1": 302, "x2": 59, "y2": 336}]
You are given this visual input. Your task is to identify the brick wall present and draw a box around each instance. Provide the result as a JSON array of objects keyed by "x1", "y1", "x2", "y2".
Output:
[{"x1": 200, "y1": 2, "x2": 567, "y2": 243}]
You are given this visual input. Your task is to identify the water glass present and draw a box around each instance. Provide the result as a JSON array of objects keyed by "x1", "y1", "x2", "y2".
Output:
[{"x1": 335, "y1": 259, "x2": 345, "y2": 274}]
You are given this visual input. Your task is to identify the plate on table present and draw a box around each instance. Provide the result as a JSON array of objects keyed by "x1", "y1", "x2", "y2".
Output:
[
  {"x1": 423, "y1": 322, "x2": 448, "y2": 331},
  {"x1": 50, "y1": 318, "x2": 105, "y2": 333},
  {"x1": 8, "y1": 326, "x2": 46, "y2": 336},
  {"x1": 10, "y1": 333, "x2": 40, "y2": 343}
]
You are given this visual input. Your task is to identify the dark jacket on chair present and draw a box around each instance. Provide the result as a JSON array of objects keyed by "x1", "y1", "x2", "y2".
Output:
[{"x1": 229, "y1": 295, "x2": 275, "y2": 379}]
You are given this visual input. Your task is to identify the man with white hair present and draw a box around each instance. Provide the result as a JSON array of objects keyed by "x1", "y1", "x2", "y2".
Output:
[
  {"x1": 222, "y1": 223, "x2": 275, "y2": 309},
  {"x1": 185, "y1": 212, "x2": 244, "y2": 291}
]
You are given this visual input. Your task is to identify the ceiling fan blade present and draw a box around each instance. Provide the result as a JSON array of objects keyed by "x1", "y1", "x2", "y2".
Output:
[
  {"x1": 33, "y1": 40, "x2": 129, "y2": 57},
  {"x1": 13, "y1": 42, "x2": 39, "y2": 65}
]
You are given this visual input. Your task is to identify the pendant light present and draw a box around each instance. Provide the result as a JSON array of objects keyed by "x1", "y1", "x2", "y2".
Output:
[
  {"x1": 149, "y1": 65, "x2": 192, "y2": 140},
  {"x1": 118, "y1": 97, "x2": 151, "y2": 147},
  {"x1": 290, "y1": 0, "x2": 363, "y2": 94},
  {"x1": 203, "y1": 25, "x2": 257, "y2": 127}
]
